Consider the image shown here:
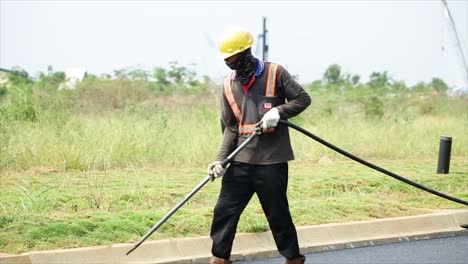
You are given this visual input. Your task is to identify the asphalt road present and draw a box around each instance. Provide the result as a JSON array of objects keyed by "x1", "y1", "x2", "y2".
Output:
[{"x1": 236, "y1": 235, "x2": 468, "y2": 264}]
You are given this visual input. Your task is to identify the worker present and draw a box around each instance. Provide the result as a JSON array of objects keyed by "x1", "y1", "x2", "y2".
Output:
[{"x1": 208, "y1": 28, "x2": 311, "y2": 264}]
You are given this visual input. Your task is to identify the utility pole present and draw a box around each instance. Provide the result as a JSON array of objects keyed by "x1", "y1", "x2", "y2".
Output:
[{"x1": 262, "y1": 17, "x2": 269, "y2": 62}]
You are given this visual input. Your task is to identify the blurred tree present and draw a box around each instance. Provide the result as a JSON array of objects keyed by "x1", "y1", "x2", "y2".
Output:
[
  {"x1": 128, "y1": 68, "x2": 149, "y2": 81},
  {"x1": 368, "y1": 71, "x2": 390, "y2": 88},
  {"x1": 9, "y1": 67, "x2": 33, "y2": 86},
  {"x1": 391, "y1": 80, "x2": 408, "y2": 91},
  {"x1": 323, "y1": 64, "x2": 343, "y2": 84},
  {"x1": 153, "y1": 67, "x2": 170, "y2": 86},
  {"x1": 168, "y1": 61, "x2": 188, "y2": 85},
  {"x1": 38, "y1": 71, "x2": 65, "y2": 86},
  {"x1": 167, "y1": 61, "x2": 198, "y2": 87},
  {"x1": 83, "y1": 73, "x2": 99, "y2": 82},
  {"x1": 430, "y1": 77, "x2": 449, "y2": 93},
  {"x1": 186, "y1": 63, "x2": 199, "y2": 87},
  {"x1": 114, "y1": 68, "x2": 130, "y2": 79},
  {"x1": 411, "y1": 81, "x2": 428, "y2": 92},
  {"x1": 114, "y1": 67, "x2": 149, "y2": 81},
  {"x1": 100, "y1": 73, "x2": 112, "y2": 79},
  {"x1": 351, "y1": 75, "x2": 360, "y2": 86}
]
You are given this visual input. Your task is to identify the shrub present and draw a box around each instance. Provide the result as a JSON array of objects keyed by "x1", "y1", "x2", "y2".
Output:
[{"x1": 363, "y1": 96, "x2": 384, "y2": 119}]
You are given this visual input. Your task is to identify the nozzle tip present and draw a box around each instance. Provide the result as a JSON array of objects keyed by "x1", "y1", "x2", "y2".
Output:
[{"x1": 126, "y1": 247, "x2": 135, "y2": 255}]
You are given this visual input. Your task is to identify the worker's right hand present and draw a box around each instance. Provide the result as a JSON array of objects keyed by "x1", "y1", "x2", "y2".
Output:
[{"x1": 208, "y1": 161, "x2": 226, "y2": 181}]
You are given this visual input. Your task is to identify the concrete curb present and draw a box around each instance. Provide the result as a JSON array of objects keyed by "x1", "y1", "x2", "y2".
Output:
[{"x1": 1, "y1": 210, "x2": 467, "y2": 264}]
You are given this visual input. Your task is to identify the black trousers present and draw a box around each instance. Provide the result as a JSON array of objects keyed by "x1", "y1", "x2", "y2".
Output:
[{"x1": 210, "y1": 162, "x2": 302, "y2": 259}]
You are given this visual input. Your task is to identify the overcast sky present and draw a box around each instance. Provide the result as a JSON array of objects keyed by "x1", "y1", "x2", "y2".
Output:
[{"x1": 1, "y1": 0, "x2": 467, "y2": 88}]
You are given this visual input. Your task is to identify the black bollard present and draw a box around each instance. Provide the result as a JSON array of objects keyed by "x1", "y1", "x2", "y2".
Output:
[{"x1": 437, "y1": 136, "x2": 452, "y2": 174}]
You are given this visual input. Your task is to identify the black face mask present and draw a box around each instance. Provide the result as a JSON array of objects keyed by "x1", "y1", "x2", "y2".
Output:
[{"x1": 225, "y1": 48, "x2": 257, "y2": 85}]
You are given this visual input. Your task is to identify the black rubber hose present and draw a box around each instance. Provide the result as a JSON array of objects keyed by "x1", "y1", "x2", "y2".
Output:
[{"x1": 280, "y1": 120, "x2": 468, "y2": 206}]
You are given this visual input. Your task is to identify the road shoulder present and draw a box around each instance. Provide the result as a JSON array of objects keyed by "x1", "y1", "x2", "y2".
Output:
[{"x1": 1, "y1": 209, "x2": 467, "y2": 264}]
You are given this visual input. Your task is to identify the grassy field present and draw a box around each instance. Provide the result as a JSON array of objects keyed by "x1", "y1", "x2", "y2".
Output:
[
  {"x1": 1, "y1": 158, "x2": 466, "y2": 253},
  {"x1": 0, "y1": 80, "x2": 467, "y2": 254},
  {"x1": 1, "y1": 91, "x2": 467, "y2": 171}
]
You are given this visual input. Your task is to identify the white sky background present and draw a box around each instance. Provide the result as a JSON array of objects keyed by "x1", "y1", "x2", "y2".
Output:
[{"x1": 1, "y1": 0, "x2": 467, "y2": 88}]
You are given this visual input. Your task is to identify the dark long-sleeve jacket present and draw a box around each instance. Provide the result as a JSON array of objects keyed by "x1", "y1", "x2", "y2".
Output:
[{"x1": 216, "y1": 61, "x2": 311, "y2": 164}]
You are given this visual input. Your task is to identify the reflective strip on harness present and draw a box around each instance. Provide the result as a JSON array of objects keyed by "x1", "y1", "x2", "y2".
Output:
[
  {"x1": 239, "y1": 124, "x2": 274, "y2": 135},
  {"x1": 265, "y1": 63, "x2": 279, "y2": 97},
  {"x1": 239, "y1": 124, "x2": 256, "y2": 134},
  {"x1": 224, "y1": 76, "x2": 242, "y2": 123}
]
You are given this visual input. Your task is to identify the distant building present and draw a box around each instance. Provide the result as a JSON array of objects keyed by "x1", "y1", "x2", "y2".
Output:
[{"x1": 58, "y1": 67, "x2": 87, "y2": 90}]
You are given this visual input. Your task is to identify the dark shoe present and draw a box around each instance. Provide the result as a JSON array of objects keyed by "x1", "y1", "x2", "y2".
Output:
[
  {"x1": 285, "y1": 256, "x2": 306, "y2": 264},
  {"x1": 210, "y1": 256, "x2": 233, "y2": 264}
]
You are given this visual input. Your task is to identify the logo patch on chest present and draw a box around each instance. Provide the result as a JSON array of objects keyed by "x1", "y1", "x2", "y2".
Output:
[{"x1": 264, "y1": 102, "x2": 272, "y2": 109}]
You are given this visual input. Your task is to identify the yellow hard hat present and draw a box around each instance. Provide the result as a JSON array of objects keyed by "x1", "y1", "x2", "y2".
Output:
[{"x1": 218, "y1": 28, "x2": 254, "y2": 59}]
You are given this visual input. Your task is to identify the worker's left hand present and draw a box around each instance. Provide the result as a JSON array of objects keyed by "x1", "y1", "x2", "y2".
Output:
[{"x1": 262, "y1": 107, "x2": 280, "y2": 130}]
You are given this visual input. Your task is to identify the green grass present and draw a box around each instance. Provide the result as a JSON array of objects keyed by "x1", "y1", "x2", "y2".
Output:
[
  {"x1": 0, "y1": 95, "x2": 223, "y2": 171},
  {"x1": 0, "y1": 158, "x2": 466, "y2": 253},
  {"x1": 1, "y1": 92, "x2": 467, "y2": 171}
]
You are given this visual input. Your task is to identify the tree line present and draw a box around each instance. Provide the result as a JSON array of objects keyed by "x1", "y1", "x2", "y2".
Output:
[
  {"x1": 319, "y1": 64, "x2": 449, "y2": 93},
  {"x1": 1, "y1": 62, "x2": 451, "y2": 95}
]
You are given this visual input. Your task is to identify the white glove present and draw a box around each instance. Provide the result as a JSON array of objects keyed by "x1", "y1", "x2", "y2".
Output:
[
  {"x1": 262, "y1": 107, "x2": 280, "y2": 130},
  {"x1": 208, "y1": 161, "x2": 226, "y2": 180}
]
